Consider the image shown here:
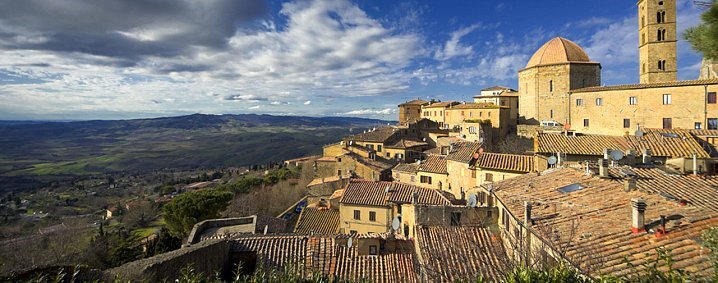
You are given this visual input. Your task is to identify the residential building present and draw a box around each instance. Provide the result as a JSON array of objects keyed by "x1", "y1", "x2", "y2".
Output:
[
  {"x1": 471, "y1": 152, "x2": 547, "y2": 186},
  {"x1": 474, "y1": 86, "x2": 520, "y2": 130},
  {"x1": 398, "y1": 99, "x2": 429, "y2": 124}
]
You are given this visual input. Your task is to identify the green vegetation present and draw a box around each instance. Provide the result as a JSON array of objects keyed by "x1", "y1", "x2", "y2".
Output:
[
  {"x1": 684, "y1": 3, "x2": 718, "y2": 60},
  {"x1": 163, "y1": 189, "x2": 234, "y2": 238}
]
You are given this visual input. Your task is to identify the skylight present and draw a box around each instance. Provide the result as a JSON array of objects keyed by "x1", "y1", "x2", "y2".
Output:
[{"x1": 557, "y1": 183, "x2": 586, "y2": 194}]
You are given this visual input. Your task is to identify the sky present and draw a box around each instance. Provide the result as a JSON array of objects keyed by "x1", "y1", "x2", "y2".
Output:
[{"x1": 0, "y1": 0, "x2": 707, "y2": 121}]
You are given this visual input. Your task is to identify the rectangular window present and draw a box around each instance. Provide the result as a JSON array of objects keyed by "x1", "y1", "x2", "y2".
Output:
[
  {"x1": 629, "y1": 96, "x2": 637, "y2": 105},
  {"x1": 353, "y1": 210, "x2": 361, "y2": 220},
  {"x1": 595, "y1": 98, "x2": 603, "y2": 106},
  {"x1": 450, "y1": 212, "x2": 461, "y2": 226},
  {"x1": 386, "y1": 152, "x2": 390, "y2": 157},
  {"x1": 420, "y1": 175, "x2": 432, "y2": 184},
  {"x1": 576, "y1": 99, "x2": 583, "y2": 106},
  {"x1": 583, "y1": 119, "x2": 589, "y2": 127},
  {"x1": 695, "y1": 122, "x2": 703, "y2": 130},
  {"x1": 485, "y1": 173, "x2": 493, "y2": 182},
  {"x1": 623, "y1": 119, "x2": 630, "y2": 128},
  {"x1": 369, "y1": 245, "x2": 378, "y2": 255},
  {"x1": 663, "y1": 118, "x2": 672, "y2": 129},
  {"x1": 338, "y1": 170, "x2": 342, "y2": 176},
  {"x1": 377, "y1": 145, "x2": 382, "y2": 152},
  {"x1": 369, "y1": 211, "x2": 376, "y2": 222},
  {"x1": 471, "y1": 170, "x2": 476, "y2": 178},
  {"x1": 709, "y1": 118, "x2": 718, "y2": 130},
  {"x1": 663, "y1": 94, "x2": 672, "y2": 105},
  {"x1": 410, "y1": 175, "x2": 415, "y2": 182},
  {"x1": 709, "y1": 92, "x2": 717, "y2": 104}
]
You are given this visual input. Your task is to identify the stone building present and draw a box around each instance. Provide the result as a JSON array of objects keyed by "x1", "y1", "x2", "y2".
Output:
[
  {"x1": 638, "y1": 0, "x2": 677, "y2": 83},
  {"x1": 517, "y1": 37, "x2": 602, "y2": 125},
  {"x1": 398, "y1": 99, "x2": 429, "y2": 124},
  {"x1": 473, "y1": 86, "x2": 519, "y2": 130}
]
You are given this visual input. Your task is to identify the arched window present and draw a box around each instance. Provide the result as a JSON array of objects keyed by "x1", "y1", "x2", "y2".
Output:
[
  {"x1": 656, "y1": 11, "x2": 666, "y2": 23},
  {"x1": 642, "y1": 63, "x2": 646, "y2": 74},
  {"x1": 641, "y1": 16, "x2": 645, "y2": 28},
  {"x1": 642, "y1": 33, "x2": 646, "y2": 44},
  {"x1": 658, "y1": 60, "x2": 667, "y2": 71},
  {"x1": 662, "y1": 29, "x2": 666, "y2": 40},
  {"x1": 549, "y1": 80, "x2": 553, "y2": 92},
  {"x1": 657, "y1": 29, "x2": 665, "y2": 41}
]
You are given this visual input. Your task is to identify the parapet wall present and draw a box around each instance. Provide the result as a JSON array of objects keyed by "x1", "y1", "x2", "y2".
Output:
[
  {"x1": 186, "y1": 216, "x2": 257, "y2": 245},
  {"x1": 104, "y1": 239, "x2": 231, "y2": 282},
  {"x1": 516, "y1": 124, "x2": 563, "y2": 138}
]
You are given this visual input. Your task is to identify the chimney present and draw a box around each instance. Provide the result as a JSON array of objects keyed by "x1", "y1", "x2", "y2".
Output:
[
  {"x1": 603, "y1": 148, "x2": 612, "y2": 160},
  {"x1": 642, "y1": 149, "x2": 652, "y2": 164},
  {"x1": 598, "y1": 158, "x2": 609, "y2": 178},
  {"x1": 624, "y1": 177, "x2": 637, "y2": 191},
  {"x1": 524, "y1": 202, "x2": 532, "y2": 226},
  {"x1": 631, "y1": 198, "x2": 647, "y2": 233}
]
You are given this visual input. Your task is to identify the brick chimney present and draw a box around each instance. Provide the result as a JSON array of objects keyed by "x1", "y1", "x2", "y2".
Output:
[
  {"x1": 524, "y1": 202, "x2": 532, "y2": 227},
  {"x1": 631, "y1": 198, "x2": 647, "y2": 233},
  {"x1": 624, "y1": 177, "x2": 637, "y2": 191},
  {"x1": 642, "y1": 149, "x2": 652, "y2": 164},
  {"x1": 598, "y1": 158, "x2": 609, "y2": 178}
]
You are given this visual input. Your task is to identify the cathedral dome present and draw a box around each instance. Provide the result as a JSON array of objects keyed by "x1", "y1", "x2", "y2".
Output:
[{"x1": 525, "y1": 37, "x2": 593, "y2": 68}]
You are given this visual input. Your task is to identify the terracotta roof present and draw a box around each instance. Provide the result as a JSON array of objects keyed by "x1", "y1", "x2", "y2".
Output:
[
  {"x1": 386, "y1": 138, "x2": 428, "y2": 149},
  {"x1": 231, "y1": 235, "x2": 419, "y2": 282},
  {"x1": 340, "y1": 180, "x2": 451, "y2": 206},
  {"x1": 345, "y1": 152, "x2": 395, "y2": 171},
  {"x1": 347, "y1": 127, "x2": 398, "y2": 143},
  {"x1": 448, "y1": 102, "x2": 504, "y2": 109},
  {"x1": 423, "y1": 101, "x2": 459, "y2": 108},
  {"x1": 445, "y1": 142, "x2": 481, "y2": 163},
  {"x1": 415, "y1": 226, "x2": 508, "y2": 282},
  {"x1": 492, "y1": 167, "x2": 716, "y2": 278},
  {"x1": 535, "y1": 131, "x2": 710, "y2": 158},
  {"x1": 399, "y1": 99, "x2": 429, "y2": 106},
  {"x1": 480, "y1": 86, "x2": 514, "y2": 92},
  {"x1": 393, "y1": 163, "x2": 419, "y2": 174},
  {"x1": 608, "y1": 166, "x2": 718, "y2": 213},
  {"x1": 418, "y1": 155, "x2": 448, "y2": 174},
  {"x1": 525, "y1": 37, "x2": 595, "y2": 69},
  {"x1": 294, "y1": 207, "x2": 339, "y2": 234},
  {"x1": 316, "y1": 156, "x2": 337, "y2": 162},
  {"x1": 307, "y1": 175, "x2": 347, "y2": 187},
  {"x1": 472, "y1": 153, "x2": 535, "y2": 173},
  {"x1": 571, "y1": 78, "x2": 718, "y2": 93}
]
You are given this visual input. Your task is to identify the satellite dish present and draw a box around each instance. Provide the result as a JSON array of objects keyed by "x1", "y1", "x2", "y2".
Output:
[
  {"x1": 610, "y1": 150, "x2": 625, "y2": 161},
  {"x1": 467, "y1": 194, "x2": 478, "y2": 207},
  {"x1": 547, "y1": 156, "x2": 558, "y2": 165},
  {"x1": 479, "y1": 137, "x2": 484, "y2": 144},
  {"x1": 635, "y1": 129, "x2": 644, "y2": 137},
  {"x1": 391, "y1": 216, "x2": 401, "y2": 230},
  {"x1": 347, "y1": 237, "x2": 353, "y2": 248}
]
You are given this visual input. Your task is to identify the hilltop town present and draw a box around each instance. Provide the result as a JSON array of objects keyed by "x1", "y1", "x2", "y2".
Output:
[
  {"x1": 80, "y1": 1, "x2": 718, "y2": 282},
  {"x1": 3, "y1": 0, "x2": 718, "y2": 282}
]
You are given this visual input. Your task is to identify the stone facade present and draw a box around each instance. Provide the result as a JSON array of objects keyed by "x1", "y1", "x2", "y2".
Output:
[
  {"x1": 518, "y1": 63, "x2": 601, "y2": 125},
  {"x1": 569, "y1": 81, "x2": 718, "y2": 135},
  {"x1": 638, "y1": 0, "x2": 677, "y2": 83}
]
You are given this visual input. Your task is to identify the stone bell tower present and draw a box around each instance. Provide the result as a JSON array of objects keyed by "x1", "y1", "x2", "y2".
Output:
[{"x1": 638, "y1": 0, "x2": 678, "y2": 84}]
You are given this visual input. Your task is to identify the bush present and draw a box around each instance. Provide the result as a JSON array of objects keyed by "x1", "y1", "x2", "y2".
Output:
[{"x1": 162, "y1": 189, "x2": 233, "y2": 238}]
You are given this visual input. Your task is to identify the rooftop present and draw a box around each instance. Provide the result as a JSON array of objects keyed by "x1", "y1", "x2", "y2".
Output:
[
  {"x1": 535, "y1": 131, "x2": 710, "y2": 158},
  {"x1": 399, "y1": 99, "x2": 430, "y2": 106},
  {"x1": 418, "y1": 155, "x2": 448, "y2": 174},
  {"x1": 423, "y1": 101, "x2": 459, "y2": 108},
  {"x1": 524, "y1": 37, "x2": 596, "y2": 69},
  {"x1": 471, "y1": 152, "x2": 536, "y2": 173},
  {"x1": 492, "y1": 167, "x2": 716, "y2": 278},
  {"x1": 449, "y1": 102, "x2": 505, "y2": 110},
  {"x1": 571, "y1": 78, "x2": 718, "y2": 93},
  {"x1": 347, "y1": 127, "x2": 398, "y2": 143},
  {"x1": 480, "y1": 85, "x2": 515, "y2": 92},
  {"x1": 445, "y1": 142, "x2": 482, "y2": 163},
  {"x1": 393, "y1": 162, "x2": 420, "y2": 174},
  {"x1": 340, "y1": 180, "x2": 451, "y2": 206},
  {"x1": 294, "y1": 207, "x2": 339, "y2": 234}
]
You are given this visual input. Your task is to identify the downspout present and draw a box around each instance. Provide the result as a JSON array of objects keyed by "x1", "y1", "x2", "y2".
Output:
[{"x1": 706, "y1": 85, "x2": 709, "y2": 128}]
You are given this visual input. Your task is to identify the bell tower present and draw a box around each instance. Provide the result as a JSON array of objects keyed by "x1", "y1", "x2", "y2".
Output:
[{"x1": 638, "y1": 0, "x2": 677, "y2": 84}]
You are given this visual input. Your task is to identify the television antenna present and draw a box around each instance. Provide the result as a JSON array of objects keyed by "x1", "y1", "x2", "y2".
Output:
[
  {"x1": 610, "y1": 149, "x2": 625, "y2": 161},
  {"x1": 547, "y1": 156, "x2": 558, "y2": 166},
  {"x1": 467, "y1": 194, "x2": 478, "y2": 207}
]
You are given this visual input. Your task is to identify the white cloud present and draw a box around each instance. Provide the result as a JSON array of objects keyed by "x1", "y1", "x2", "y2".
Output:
[
  {"x1": 0, "y1": 0, "x2": 422, "y2": 119},
  {"x1": 434, "y1": 23, "x2": 481, "y2": 61},
  {"x1": 343, "y1": 108, "x2": 395, "y2": 115},
  {"x1": 303, "y1": 100, "x2": 311, "y2": 105},
  {"x1": 248, "y1": 105, "x2": 260, "y2": 110}
]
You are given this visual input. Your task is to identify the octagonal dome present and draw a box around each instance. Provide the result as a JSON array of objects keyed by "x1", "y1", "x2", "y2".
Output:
[{"x1": 525, "y1": 37, "x2": 593, "y2": 69}]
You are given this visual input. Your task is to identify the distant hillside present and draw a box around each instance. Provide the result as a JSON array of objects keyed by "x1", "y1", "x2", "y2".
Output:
[{"x1": 0, "y1": 114, "x2": 391, "y2": 191}]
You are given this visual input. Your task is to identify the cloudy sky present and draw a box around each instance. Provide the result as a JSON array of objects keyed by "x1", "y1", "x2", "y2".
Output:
[{"x1": 0, "y1": 0, "x2": 707, "y2": 120}]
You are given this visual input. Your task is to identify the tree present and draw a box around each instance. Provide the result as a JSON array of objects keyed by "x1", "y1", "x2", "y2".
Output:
[
  {"x1": 684, "y1": 3, "x2": 718, "y2": 60},
  {"x1": 162, "y1": 189, "x2": 233, "y2": 238}
]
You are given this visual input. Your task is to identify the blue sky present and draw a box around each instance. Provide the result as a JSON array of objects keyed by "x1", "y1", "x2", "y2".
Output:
[{"x1": 0, "y1": 0, "x2": 706, "y2": 120}]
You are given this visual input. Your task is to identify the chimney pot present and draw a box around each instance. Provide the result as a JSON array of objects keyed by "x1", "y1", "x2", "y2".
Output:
[
  {"x1": 631, "y1": 198, "x2": 647, "y2": 233},
  {"x1": 624, "y1": 177, "x2": 637, "y2": 191},
  {"x1": 598, "y1": 158, "x2": 609, "y2": 178},
  {"x1": 524, "y1": 202, "x2": 532, "y2": 226}
]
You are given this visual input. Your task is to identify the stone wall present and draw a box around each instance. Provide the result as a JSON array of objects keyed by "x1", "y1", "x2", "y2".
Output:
[
  {"x1": 104, "y1": 239, "x2": 231, "y2": 282},
  {"x1": 516, "y1": 124, "x2": 563, "y2": 138}
]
